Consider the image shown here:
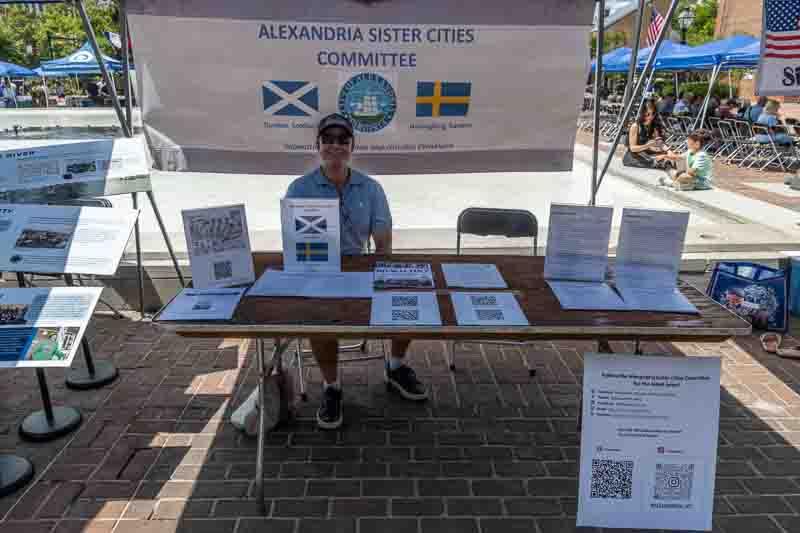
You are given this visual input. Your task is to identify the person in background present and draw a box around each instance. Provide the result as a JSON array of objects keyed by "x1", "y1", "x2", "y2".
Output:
[
  {"x1": 285, "y1": 113, "x2": 427, "y2": 430},
  {"x1": 657, "y1": 130, "x2": 714, "y2": 191},
  {"x1": 656, "y1": 94, "x2": 675, "y2": 115},
  {"x1": 716, "y1": 99, "x2": 737, "y2": 119},
  {"x1": 673, "y1": 92, "x2": 692, "y2": 115},
  {"x1": 747, "y1": 95, "x2": 768, "y2": 123},
  {"x1": 623, "y1": 100, "x2": 668, "y2": 169},
  {"x1": 689, "y1": 94, "x2": 704, "y2": 117},
  {"x1": 56, "y1": 82, "x2": 65, "y2": 99},
  {"x1": 3, "y1": 79, "x2": 16, "y2": 108},
  {"x1": 755, "y1": 100, "x2": 793, "y2": 146}
]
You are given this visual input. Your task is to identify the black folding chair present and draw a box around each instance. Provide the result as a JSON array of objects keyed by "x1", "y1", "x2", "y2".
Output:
[{"x1": 452, "y1": 207, "x2": 539, "y2": 376}]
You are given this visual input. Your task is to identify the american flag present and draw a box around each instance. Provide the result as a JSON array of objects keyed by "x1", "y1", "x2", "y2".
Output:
[
  {"x1": 647, "y1": 6, "x2": 666, "y2": 47},
  {"x1": 765, "y1": 0, "x2": 800, "y2": 59}
]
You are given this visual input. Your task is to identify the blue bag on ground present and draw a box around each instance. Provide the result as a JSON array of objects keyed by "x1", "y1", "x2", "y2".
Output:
[{"x1": 706, "y1": 262, "x2": 788, "y2": 332}]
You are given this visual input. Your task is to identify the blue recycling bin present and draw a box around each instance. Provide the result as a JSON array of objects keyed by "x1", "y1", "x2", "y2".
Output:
[{"x1": 791, "y1": 258, "x2": 800, "y2": 317}]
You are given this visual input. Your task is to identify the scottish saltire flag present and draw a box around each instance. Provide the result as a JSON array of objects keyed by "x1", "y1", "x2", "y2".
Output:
[
  {"x1": 758, "y1": 0, "x2": 800, "y2": 96},
  {"x1": 295, "y1": 215, "x2": 327, "y2": 234},
  {"x1": 263, "y1": 80, "x2": 319, "y2": 117},
  {"x1": 416, "y1": 81, "x2": 471, "y2": 117},
  {"x1": 296, "y1": 242, "x2": 328, "y2": 262}
]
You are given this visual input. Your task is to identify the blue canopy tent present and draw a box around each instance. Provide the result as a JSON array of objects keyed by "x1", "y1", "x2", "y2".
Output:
[
  {"x1": 591, "y1": 46, "x2": 631, "y2": 73},
  {"x1": 0, "y1": 61, "x2": 38, "y2": 78},
  {"x1": 38, "y1": 41, "x2": 122, "y2": 76},
  {"x1": 651, "y1": 35, "x2": 759, "y2": 72},
  {"x1": 722, "y1": 41, "x2": 760, "y2": 69}
]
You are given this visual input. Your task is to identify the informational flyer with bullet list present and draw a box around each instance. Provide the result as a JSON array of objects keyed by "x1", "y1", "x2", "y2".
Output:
[{"x1": 577, "y1": 354, "x2": 721, "y2": 532}]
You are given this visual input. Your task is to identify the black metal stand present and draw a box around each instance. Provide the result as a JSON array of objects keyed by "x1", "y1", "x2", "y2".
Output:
[
  {"x1": 62, "y1": 274, "x2": 119, "y2": 390},
  {"x1": 0, "y1": 455, "x2": 34, "y2": 497},
  {"x1": 20, "y1": 369, "x2": 82, "y2": 441}
]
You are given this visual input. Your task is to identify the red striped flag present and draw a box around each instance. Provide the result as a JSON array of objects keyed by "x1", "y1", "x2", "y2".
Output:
[
  {"x1": 647, "y1": 6, "x2": 665, "y2": 47},
  {"x1": 764, "y1": 0, "x2": 800, "y2": 59}
]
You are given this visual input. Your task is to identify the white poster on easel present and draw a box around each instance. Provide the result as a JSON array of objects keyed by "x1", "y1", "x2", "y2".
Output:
[
  {"x1": 182, "y1": 204, "x2": 255, "y2": 289},
  {"x1": 577, "y1": 354, "x2": 721, "y2": 532},
  {"x1": 280, "y1": 198, "x2": 341, "y2": 273},
  {"x1": 0, "y1": 203, "x2": 139, "y2": 276}
]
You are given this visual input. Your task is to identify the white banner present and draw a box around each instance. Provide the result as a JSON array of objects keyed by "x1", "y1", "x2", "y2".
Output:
[
  {"x1": 126, "y1": 0, "x2": 593, "y2": 174},
  {"x1": 578, "y1": 354, "x2": 721, "y2": 531},
  {"x1": 757, "y1": 0, "x2": 800, "y2": 96}
]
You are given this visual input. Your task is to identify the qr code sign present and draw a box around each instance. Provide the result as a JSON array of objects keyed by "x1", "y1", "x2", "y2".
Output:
[
  {"x1": 392, "y1": 295, "x2": 419, "y2": 307},
  {"x1": 476, "y1": 309, "x2": 504, "y2": 321},
  {"x1": 590, "y1": 459, "x2": 634, "y2": 500},
  {"x1": 213, "y1": 260, "x2": 233, "y2": 280},
  {"x1": 470, "y1": 295, "x2": 498, "y2": 307},
  {"x1": 392, "y1": 309, "x2": 419, "y2": 321},
  {"x1": 654, "y1": 463, "x2": 694, "y2": 501}
]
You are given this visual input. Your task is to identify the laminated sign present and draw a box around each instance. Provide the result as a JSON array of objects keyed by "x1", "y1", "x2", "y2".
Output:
[
  {"x1": 126, "y1": 0, "x2": 594, "y2": 174},
  {"x1": 757, "y1": 0, "x2": 800, "y2": 96}
]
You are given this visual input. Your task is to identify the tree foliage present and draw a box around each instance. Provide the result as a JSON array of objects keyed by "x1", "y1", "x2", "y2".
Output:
[
  {"x1": 0, "y1": 1, "x2": 119, "y2": 67},
  {"x1": 590, "y1": 31, "x2": 628, "y2": 59},
  {"x1": 671, "y1": 0, "x2": 718, "y2": 46}
]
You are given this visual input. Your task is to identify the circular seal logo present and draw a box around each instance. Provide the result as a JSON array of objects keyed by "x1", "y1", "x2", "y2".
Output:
[
  {"x1": 338, "y1": 73, "x2": 396, "y2": 133},
  {"x1": 70, "y1": 51, "x2": 94, "y2": 63}
]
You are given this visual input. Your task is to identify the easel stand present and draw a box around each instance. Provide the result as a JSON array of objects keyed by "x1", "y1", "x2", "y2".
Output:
[{"x1": 64, "y1": 274, "x2": 119, "y2": 389}]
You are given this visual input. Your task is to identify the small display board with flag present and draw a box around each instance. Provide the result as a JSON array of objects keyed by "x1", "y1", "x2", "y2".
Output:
[{"x1": 758, "y1": 0, "x2": 800, "y2": 95}]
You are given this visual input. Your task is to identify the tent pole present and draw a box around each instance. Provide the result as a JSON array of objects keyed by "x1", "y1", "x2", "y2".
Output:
[
  {"x1": 728, "y1": 70, "x2": 733, "y2": 100},
  {"x1": 590, "y1": 0, "x2": 606, "y2": 207},
  {"x1": 695, "y1": 64, "x2": 721, "y2": 129},
  {"x1": 75, "y1": 0, "x2": 131, "y2": 137},
  {"x1": 121, "y1": 1, "x2": 133, "y2": 131},
  {"x1": 41, "y1": 72, "x2": 49, "y2": 108},
  {"x1": 594, "y1": 0, "x2": 680, "y2": 198},
  {"x1": 621, "y1": 0, "x2": 647, "y2": 111}
]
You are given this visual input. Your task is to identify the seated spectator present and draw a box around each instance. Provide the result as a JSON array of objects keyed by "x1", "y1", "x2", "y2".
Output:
[
  {"x1": 755, "y1": 100, "x2": 794, "y2": 146},
  {"x1": 673, "y1": 92, "x2": 693, "y2": 115},
  {"x1": 689, "y1": 94, "x2": 704, "y2": 117},
  {"x1": 623, "y1": 101, "x2": 669, "y2": 169},
  {"x1": 656, "y1": 94, "x2": 675, "y2": 115},
  {"x1": 716, "y1": 99, "x2": 737, "y2": 119},
  {"x1": 746, "y1": 95, "x2": 768, "y2": 123},
  {"x1": 657, "y1": 130, "x2": 714, "y2": 191}
]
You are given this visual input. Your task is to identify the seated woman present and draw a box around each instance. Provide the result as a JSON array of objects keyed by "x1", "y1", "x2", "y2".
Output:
[
  {"x1": 657, "y1": 130, "x2": 713, "y2": 191},
  {"x1": 755, "y1": 100, "x2": 794, "y2": 146},
  {"x1": 623, "y1": 102, "x2": 668, "y2": 169}
]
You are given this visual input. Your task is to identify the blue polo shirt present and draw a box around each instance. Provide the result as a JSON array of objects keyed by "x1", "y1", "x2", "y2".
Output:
[{"x1": 286, "y1": 167, "x2": 392, "y2": 255}]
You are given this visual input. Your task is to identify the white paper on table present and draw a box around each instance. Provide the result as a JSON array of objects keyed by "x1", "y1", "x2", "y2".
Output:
[
  {"x1": 182, "y1": 204, "x2": 255, "y2": 289},
  {"x1": 0, "y1": 287, "x2": 102, "y2": 368},
  {"x1": 281, "y1": 198, "x2": 341, "y2": 273},
  {"x1": 547, "y1": 280, "x2": 628, "y2": 311},
  {"x1": 615, "y1": 286, "x2": 698, "y2": 314},
  {"x1": 544, "y1": 204, "x2": 613, "y2": 282},
  {"x1": 373, "y1": 262, "x2": 434, "y2": 289},
  {"x1": 158, "y1": 288, "x2": 246, "y2": 321},
  {"x1": 577, "y1": 353, "x2": 721, "y2": 531},
  {"x1": 0, "y1": 203, "x2": 139, "y2": 276},
  {"x1": 615, "y1": 208, "x2": 690, "y2": 288},
  {"x1": 249, "y1": 269, "x2": 373, "y2": 298},
  {"x1": 450, "y1": 292, "x2": 529, "y2": 326},
  {"x1": 441, "y1": 263, "x2": 507, "y2": 289},
  {"x1": 370, "y1": 292, "x2": 442, "y2": 326}
]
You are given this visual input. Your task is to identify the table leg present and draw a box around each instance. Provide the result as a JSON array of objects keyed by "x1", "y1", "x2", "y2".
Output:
[{"x1": 255, "y1": 338, "x2": 292, "y2": 515}]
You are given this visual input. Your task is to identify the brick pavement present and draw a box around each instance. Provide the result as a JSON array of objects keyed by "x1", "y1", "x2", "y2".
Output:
[{"x1": 1, "y1": 310, "x2": 800, "y2": 532}]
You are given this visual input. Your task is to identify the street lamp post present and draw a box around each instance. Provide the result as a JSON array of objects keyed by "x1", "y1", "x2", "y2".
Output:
[{"x1": 676, "y1": 8, "x2": 695, "y2": 96}]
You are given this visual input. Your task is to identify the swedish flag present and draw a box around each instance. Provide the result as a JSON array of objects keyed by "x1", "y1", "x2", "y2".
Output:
[
  {"x1": 416, "y1": 81, "x2": 471, "y2": 118},
  {"x1": 296, "y1": 242, "x2": 329, "y2": 262}
]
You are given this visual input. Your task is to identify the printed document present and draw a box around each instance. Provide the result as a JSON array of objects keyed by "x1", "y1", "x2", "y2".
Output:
[
  {"x1": 441, "y1": 263, "x2": 507, "y2": 289},
  {"x1": 281, "y1": 198, "x2": 341, "y2": 273},
  {"x1": 578, "y1": 354, "x2": 721, "y2": 531},
  {"x1": 0, "y1": 203, "x2": 139, "y2": 276},
  {"x1": 373, "y1": 262, "x2": 434, "y2": 289},
  {"x1": 0, "y1": 287, "x2": 102, "y2": 368},
  {"x1": 615, "y1": 208, "x2": 697, "y2": 313},
  {"x1": 182, "y1": 204, "x2": 255, "y2": 289},
  {"x1": 370, "y1": 292, "x2": 442, "y2": 326},
  {"x1": 450, "y1": 292, "x2": 529, "y2": 326},
  {"x1": 0, "y1": 137, "x2": 150, "y2": 193},
  {"x1": 158, "y1": 288, "x2": 246, "y2": 321},
  {"x1": 547, "y1": 280, "x2": 627, "y2": 311},
  {"x1": 544, "y1": 204, "x2": 613, "y2": 282},
  {"x1": 249, "y1": 269, "x2": 373, "y2": 299}
]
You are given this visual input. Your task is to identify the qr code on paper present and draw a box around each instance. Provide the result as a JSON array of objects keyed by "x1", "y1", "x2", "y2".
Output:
[
  {"x1": 213, "y1": 260, "x2": 233, "y2": 280},
  {"x1": 654, "y1": 463, "x2": 694, "y2": 501},
  {"x1": 392, "y1": 309, "x2": 419, "y2": 321},
  {"x1": 470, "y1": 295, "x2": 498, "y2": 307},
  {"x1": 590, "y1": 459, "x2": 634, "y2": 499},
  {"x1": 392, "y1": 295, "x2": 419, "y2": 307},
  {"x1": 476, "y1": 309, "x2": 504, "y2": 321}
]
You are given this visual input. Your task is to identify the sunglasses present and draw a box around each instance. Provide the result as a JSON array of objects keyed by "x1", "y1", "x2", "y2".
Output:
[{"x1": 320, "y1": 134, "x2": 352, "y2": 146}]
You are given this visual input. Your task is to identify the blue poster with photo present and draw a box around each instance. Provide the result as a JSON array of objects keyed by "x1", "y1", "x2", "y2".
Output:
[{"x1": 707, "y1": 262, "x2": 788, "y2": 333}]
